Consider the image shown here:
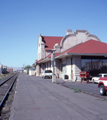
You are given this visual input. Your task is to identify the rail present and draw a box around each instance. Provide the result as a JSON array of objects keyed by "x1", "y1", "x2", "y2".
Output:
[
  {"x1": 0, "y1": 73, "x2": 17, "y2": 86},
  {"x1": 0, "y1": 73, "x2": 18, "y2": 111}
]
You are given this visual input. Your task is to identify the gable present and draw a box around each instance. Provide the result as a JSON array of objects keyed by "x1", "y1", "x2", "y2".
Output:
[
  {"x1": 42, "y1": 36, "x2": 63, "y2": 49},
  {"x1": 60, "y1": 30, "x2": 100, "y2": 52}
]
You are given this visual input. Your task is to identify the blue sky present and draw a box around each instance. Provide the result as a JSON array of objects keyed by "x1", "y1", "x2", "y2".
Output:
[{"x1": 0, "y1": 0, "x2": 107, "y2": 68}]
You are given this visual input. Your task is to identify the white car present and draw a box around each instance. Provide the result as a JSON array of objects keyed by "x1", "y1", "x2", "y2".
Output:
[
  {"x1": 92, "y1": 73, "x2": 107, "y2": 84},
  {"x1": 41, "y1": 70, "x2": 52, "y2": 79},
  {"x1": 98, "y1": 77, "x2": 107, "y2": 95}
]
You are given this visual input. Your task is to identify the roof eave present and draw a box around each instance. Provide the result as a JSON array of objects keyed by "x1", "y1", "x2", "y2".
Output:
[
  {"x1": 67, "y1": 53, "x2": 107, "y2": 56},
  {"x1": 45, "y1": 48, "x2": 53, "y2": 50},
  {"x1": 38, "y1": 53, "x2": 107, "y2": 64},
  {"x1": 55, "y1": 53, "x2": 68, "y2": 59},
  {"x1": 38, "y1": 58, "x2": 51, "y2": 63}
]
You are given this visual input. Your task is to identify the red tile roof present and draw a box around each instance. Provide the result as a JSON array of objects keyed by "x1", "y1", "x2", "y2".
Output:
[
  {"x1": 36, "y1": 59, "x2": 43, "y2": 63},
  {"x1": 42, "y1": 36, "x2": 63, "y2": 49},
  {"x1": 51, "y1": 39, "x2": 107, "y2": 58},
  {"x1": 37, "y1": 39, "x2": 107, "y2": 63},
  {"x1": 46, "y1": 53, "x2": 61, "y2": 58},
  {"x1": 46, "y1": 39, "x2": 107, "y2": 59},
  {"x1": 67, "y1": 40, "x2": 107, "y2": 54}
]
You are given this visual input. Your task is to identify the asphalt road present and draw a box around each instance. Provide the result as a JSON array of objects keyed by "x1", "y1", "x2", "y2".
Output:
[
  {"x1": 61, "y1": 81, "x2": 107, "y2": 98},
  {"x1": 10, "y1": 73, "x2": 107, "y2": 120}
]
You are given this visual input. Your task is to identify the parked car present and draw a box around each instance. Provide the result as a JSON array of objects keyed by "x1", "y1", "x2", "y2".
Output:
[
  {"x1": 41, "y1": 70, "x2": 52, "y2": 79},
  {"x1": 92, "y1": 73, "x2": 107, "y2": 84},
  {"x1": 98, "y1": 77, "x2": 107, "y2": 95}
]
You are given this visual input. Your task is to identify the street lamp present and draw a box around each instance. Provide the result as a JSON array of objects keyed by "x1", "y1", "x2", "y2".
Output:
[{"x1": 51, "y1": 49, "x2": 56, "y2": 83}]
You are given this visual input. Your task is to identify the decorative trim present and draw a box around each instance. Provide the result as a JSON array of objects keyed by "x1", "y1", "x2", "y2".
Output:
[
  {"x1": 88, "y1": 34, "x2": 101, "y2": 41},
  {"x1": 60, "y1": 30, "x2": 100, "y2": 48}
]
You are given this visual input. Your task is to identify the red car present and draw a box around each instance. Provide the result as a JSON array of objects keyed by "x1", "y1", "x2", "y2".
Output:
[{"x1": 98, "y1": 77, "x2": 107, "y2": 95}]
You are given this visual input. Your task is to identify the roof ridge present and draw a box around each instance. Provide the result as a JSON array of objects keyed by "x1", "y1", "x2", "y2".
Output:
[{"x1": 42, "y1": 36, "x2": 63, "y2": 38}]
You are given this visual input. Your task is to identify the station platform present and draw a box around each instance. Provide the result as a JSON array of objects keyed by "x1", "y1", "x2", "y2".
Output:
[{"x1": 9, "y1": 73, "x2": 107, "y2": 120}]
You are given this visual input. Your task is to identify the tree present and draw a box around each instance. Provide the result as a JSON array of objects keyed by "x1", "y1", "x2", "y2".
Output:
[{"x1": 24, "y1": 65, "x2": 32, "y2": 74}]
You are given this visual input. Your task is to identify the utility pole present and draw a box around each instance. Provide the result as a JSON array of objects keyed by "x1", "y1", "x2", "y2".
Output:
[
  {"x1": 52, "y1": 49, "x2": 56, "y2": 83},
  {"x1": 22, "y1": 64, "x2": 25, "y2": 73}
]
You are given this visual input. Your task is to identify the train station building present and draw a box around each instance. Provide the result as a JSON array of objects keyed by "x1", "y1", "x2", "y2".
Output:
[{"x1": 33, "y1": 29, "x2": 107, "y2": 81}]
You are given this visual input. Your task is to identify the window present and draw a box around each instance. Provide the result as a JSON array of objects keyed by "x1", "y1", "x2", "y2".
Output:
[
  {"x1": 45, "y1": 70, "x2": 52, "y2": 73},
  {"x1": 81, "y1": 56, "x2": 107, "y2": 76},
  {"x1": 81, "y1": 59, "x2": 91, "y2": 71}
]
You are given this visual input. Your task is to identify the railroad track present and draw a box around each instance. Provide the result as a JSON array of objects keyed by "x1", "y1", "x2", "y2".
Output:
[{"x1": 0, "y1": 73, "x2": 18, "y2": 112}]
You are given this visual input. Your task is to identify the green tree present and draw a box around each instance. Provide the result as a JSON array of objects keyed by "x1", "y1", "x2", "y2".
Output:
[{"x1": 24, "y1": 65, "x2": 32, "y2": 74}]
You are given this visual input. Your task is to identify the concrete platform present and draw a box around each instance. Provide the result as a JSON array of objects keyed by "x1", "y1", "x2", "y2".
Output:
[{"x1": 10, "y1": 73, "x2": 107, "y2": 120}]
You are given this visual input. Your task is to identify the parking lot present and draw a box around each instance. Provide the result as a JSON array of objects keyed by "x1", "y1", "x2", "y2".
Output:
[
  {"x1": 57, "y1": 80, "x2": 107, "y2": 99},
  {"x1": 40, "y1": 77, "x2": 107, "y2": 99}
]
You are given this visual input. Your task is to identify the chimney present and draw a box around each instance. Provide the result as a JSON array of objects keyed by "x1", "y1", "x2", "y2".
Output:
[{"x1": 66, "y1": 29, "x2": 72, "y2": 35}]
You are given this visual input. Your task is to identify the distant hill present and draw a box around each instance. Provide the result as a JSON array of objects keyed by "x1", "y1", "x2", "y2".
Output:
[{"x1": 12, "y1": 67, "x2": 22, "y2": 71}]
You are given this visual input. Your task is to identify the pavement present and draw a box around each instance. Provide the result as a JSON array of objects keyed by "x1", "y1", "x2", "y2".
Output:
[
  {"x1": 56, "y1": 79, "x2": 107, "y2": 99},
  {"x1": 10, "y1": 73, "x2": 107, "y2": 120}
]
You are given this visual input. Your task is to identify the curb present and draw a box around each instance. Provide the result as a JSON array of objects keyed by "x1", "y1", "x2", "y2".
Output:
[{"x1": 82, "y1": 91, "x2": 107, "y2": 100}]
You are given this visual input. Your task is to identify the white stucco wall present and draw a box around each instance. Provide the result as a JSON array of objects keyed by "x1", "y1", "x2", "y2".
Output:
[
  {"x1": 72, "y1": 56, "x2": 81, "y2": 82},
  {"x1": 37, "y1": 35, "x2": 45, "y2": 60},
  {"x1": 56, "y1": 60, "x2": 61, "y2": 78},
  {"x1": 61, "y1": 57, "x2": 72, "y2": 80},
  {"x1": 76, "y1": 32, "x2": 88, "y2": 43},
  {"x1": 66, "y1": 57, "x2": 71, "y2": 80},
  {"x1": 46, "y1": 50, "x2": 52, "y2": 57},
  {"x1": 41, "y1": 43, "x2": 45, "y2": 59},
  {"x1": 37, "y1": 35, "x2": 42, "y2": 60},
  {"x1": 29, "y1": 70, "x2": 36, "y2": 76},
  {"x1": 61, "y1": 36, "x2": 76, "y2": 52},
  {"x1": 62, "y1": 58, "x2": 66, "y2": 79},
  {"x1": 36, "y1": 64, "x2": 40, "y2": 76},
  {"x1": 61, "y1": 30, "x2": 100, "y2": 53}
]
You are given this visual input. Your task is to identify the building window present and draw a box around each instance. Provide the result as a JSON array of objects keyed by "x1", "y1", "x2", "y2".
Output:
[{"x1": 81, "y1": 56, "x2": 107, "y2": 76}]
